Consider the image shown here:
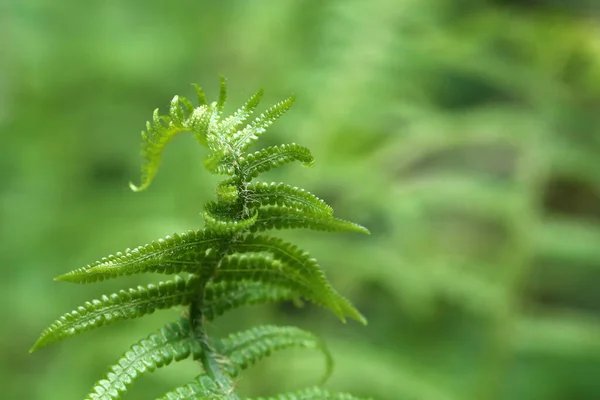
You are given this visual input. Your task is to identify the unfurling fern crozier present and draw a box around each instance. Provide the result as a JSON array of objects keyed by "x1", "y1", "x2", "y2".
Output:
[{"x1": 31, "y1": 77, "x2": 370, "y2": 400}]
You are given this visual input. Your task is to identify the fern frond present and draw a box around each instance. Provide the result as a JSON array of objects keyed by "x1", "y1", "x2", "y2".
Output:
[
  {"x1": 203, "y1": 148, "x2": 230, "y2": 174},
  {"x1": 192, "y1": 83, "x2": 207, "y2": 106},
  {"x1": 231, "y1": 95, "x2": 296, "y2": 152},
  {"x1": 216, "y1": 183, "x2": 239, "y2": 204},
  {"x1": 155, "y1": 375, "x2": 218, "y2": 400},
  {"x1": 130, "y1": 108, "x2": 182, "y2": 192},
  {"x1": 251, "y1": 206, "x2": 370, "y2": 234},
  {"x1": 218, "y1": 90, "x2": 264, "y2": 135},
  {"x1": 55, "y1": 230, "x2": 221, "y2": 283},
  {"x1": 216, "y1": 75, "x2": 227, "y2": 114},
  {"x1": 130, "y1": 95, "x2": 213, "y2": 192},
  {"x1": 229, "y1": 235, "x2": 366, "y2": 324},
  {"x1": 31, "y1": 275, "x2": 198, "y2": 352},
  {"x1": 189, "y1": 103, "x2": 215, "y2": 146},
  {"x1": 216, "y1": 325, "x2": 333, "y2": 382},
  {"x1": 214, "y1": 253, "x2": 341, "y2": 314},
  {"x1": 246, "y1": 182, "x2": 333, "y2": 217},
  {"x1": 86, "y1": 318, "x2": 202, "y2": 400},
  {"x1": 245, "y1": 387, "x2": 369, "y2": 400},
  {"x1": 202, "y1": 281, "x2": 297, "y2": 321},
  {"x1": 35, "y1": 81, "x2": 369, "y2": 399},
  {"x1": 238, "y1": 143, "x2": 314, "y2": 181},
  {"x1": 203, "y1": 201, "x2": 258, "y2": 235}
]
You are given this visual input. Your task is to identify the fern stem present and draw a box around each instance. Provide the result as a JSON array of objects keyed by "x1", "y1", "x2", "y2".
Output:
[
  {"x1": 187, "y1": 256, "x2": 240, "y2": 399},
  {"x1": 190, "y1": 297, "x2": 239, "y2": 399},
  {"x1": 200, "y1": 337, "x2": 240, "y2": 400}
]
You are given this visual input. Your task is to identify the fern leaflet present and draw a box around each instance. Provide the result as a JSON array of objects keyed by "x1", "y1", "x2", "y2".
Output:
[
  {"x1": 245, "y1": 387, "x2": 370, "y2": 400},
  {"x1": 86, "y1": 319, "x2": 203, "y2": 400},
  {"x1": 54, "y1": 230, "x2": 221, "y2": 283},
  {"x1": 216, "y1": 325, "x2": 333, "y2": 382},
  {"x1": 155, "y1": 375, "x2": 219, "y2": 400},
  {"x1": 31, "y1": 275, "x2": 198, "y2": 352}
]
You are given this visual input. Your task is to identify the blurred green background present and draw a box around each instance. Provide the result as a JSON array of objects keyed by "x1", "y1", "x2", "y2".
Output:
[{"x1": 2, "y1": 1, "x2": 600, "y2": 399}]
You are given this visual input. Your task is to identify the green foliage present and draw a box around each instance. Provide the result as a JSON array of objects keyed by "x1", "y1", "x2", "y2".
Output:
[
  {"x1": 31, "y1": 81, "x2": 370, "y2": 400},
  {"x1": 87, "y1": 319, "x2": 203, "y2": 400},
  {"x1": 215, "y1": 325, "x2": 333, "y2": 380},
  {"x1": 31, "y1": 276, "x2": 198, "y2": 351},
  {"x1": 247, "y1": 387, "x2": 366, "y2": 400}
]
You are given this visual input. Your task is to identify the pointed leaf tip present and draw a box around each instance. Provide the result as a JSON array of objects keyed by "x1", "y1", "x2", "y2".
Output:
[
  {"x1": 358, "y1": 225, "x2": 370, "y2": 235},
  {"x1": 128, "y1": 181, "x2": 144, "y2": 192},
  {"x1": 217, "y1": 75, "x2": 227, "y2": 113},
  {"x1": 53, "y1": 273, "x2": 74, "y2": 282}
]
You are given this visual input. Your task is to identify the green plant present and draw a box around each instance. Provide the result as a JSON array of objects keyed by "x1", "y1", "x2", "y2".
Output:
[{"x1": 30, "y1": 78, "x2": 370, "y2": 400}]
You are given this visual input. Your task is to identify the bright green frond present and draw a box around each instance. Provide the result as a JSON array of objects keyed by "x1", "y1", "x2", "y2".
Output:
[
  {"x1": 214, "y1": 252, "x2": 340, "y2": 315},
  {"x1": 246, "y1": 182, "x2": 333, "y2": 217},
  {"x1": 216, "y1": 325, "x2": 332, "y2": 382},
  {"x1": 130, "y1": 94, "x2": 214, "y2": 192},
  {"x1": 203, "y1": 202, "x2": 258, "y2": 235},
  {"x1": 202, "y1": 281, "x2": 297, "y2": 321},
  {"x1": 203, "y1": 148, "x2": 230, "y2": 175},
  {"x1": 155, "y1": 375, "x2": 218, "y2": 400},
  {"x1": 218, "y1": 89, "x2": 264, "y2": 135},
  {"x1": 86, "y1": 318, "x2": 202, "y2": 400},
  {"x1": 216, "y1": 75, "x2": 227, "y2": 114},
  {"x1": 54, "y1": 230, "x2": 222, "y2": 283},
  {"x1": 169, "y1": 95, "x2": 188, "y2": 126},
  {"x1": 229, "y1": 235, "x2": 366, "y2": 324},
  {"x1": 245, "y1": 387, "x2": 370, "y2": 400},
  {"x1": 192, "y1": 83, "x2": 207, "y2": 106},
  {"x1": 230, "y1": 96, "x2": 296, "y2": 152},
  {"x1": 31, "y1": 276, "x2": 198, "y2": 352},
  {"x1": 129, "y1": 107, "x2": 185, "y2": 192},
  {"x1": 251, "y1": 207, "x2": 370, "y2": 235},
  {"x1": 34, "y1": 80, "x2": 370, "y2": 400},
  {"x1": 238, "y1": 143, "x2": 314, "y2": 181},
  {"x1": 216, "y1": 184, "x2": 239, "y2": 204},
  {"x1": 188, "y1": 103, "x2": 215, "y2": 146}
]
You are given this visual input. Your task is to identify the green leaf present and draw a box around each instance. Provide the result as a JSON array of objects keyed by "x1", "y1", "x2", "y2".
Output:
[
  {"x1": 203, "y1": 202, "x2": 258, "y2": 235},
  {"x1": 244, "y1": 387, "x2": 370, "y2": 400},
  {"x1": 215, "y1": 184, "x2": 239, "y2": 204},
  {"x1": 155, "y1": 375, "x2": 218, "y2": 400},
  {"x1": 202, "y1": 280, "x2": 297, "y2": 321},
  {"x1": 130, "y1": 92, "x2": 216, "y2": 191},
  {"x1": 216, "y1": 75, "x2": 227, "y2": 114},
  {"x1": 251, "y1": 206, "x2": 370, "y2": 235},
  {"x1": 238, "y1": 143, "x2": 314, "y2": 180},
  {"x1": 31, "y1": 275, "x2": 198, "y2": 352},
  {"x1": 86, "y1": 319, "x2": 203, "y2": 400},
  {"x1": 189, "y1": 104, "x2": 214, "y2": 146},
  {"x1": 203, "y1": 148, "x2": 230, "y2": 174},
  {"x1": 213, "y1": 253, "x2": 333, "y2": 313},
  {"x1": 192, "y1": 83, "x2": 207, "y2": 106},
  {"x1": 230, "y1": 95, "x2": 295, "y2": 152},
  {"x1": 54, "y1": 230, "x2": 222, "y2": 283},
  {"x1": 129, "y1": 108, "x2": 184, "y2": 192},
  {"x1": 216, "y1": 325, "x2": 332, "y2": 383},
  {"x1": 245, "y1": 181, "x2": 333, "y2": 217},
  {"x1": 218, "y1": 89, "x2": 264, "y2": 135},
  {"x1": 169, "y1": 95, "x2": 187, "y2": 126},
  {"x1": 229, "y1": 235, "x2": 366, "y2": 324}
]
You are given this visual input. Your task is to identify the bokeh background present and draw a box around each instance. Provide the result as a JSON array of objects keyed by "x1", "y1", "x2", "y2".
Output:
[{"x1": 2, "y1": 1, "x2": 600, "y2": 399}]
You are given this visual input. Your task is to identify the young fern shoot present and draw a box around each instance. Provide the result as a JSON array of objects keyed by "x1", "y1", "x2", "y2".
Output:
[{"x1": 31, "y1": 78, "x2": 370, "y2": 400}]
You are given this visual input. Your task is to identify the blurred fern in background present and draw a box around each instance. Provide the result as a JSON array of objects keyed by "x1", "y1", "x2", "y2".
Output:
[{"x1": 2, "y1": 0, "x2": 599, "y2": 399}]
